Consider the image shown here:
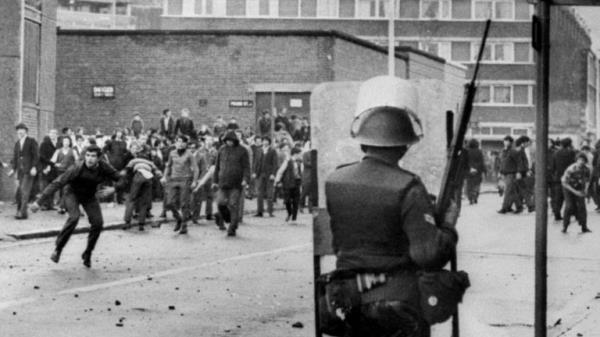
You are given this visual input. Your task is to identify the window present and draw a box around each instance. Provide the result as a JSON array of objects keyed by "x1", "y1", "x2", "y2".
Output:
[
  {"x1": 166, "y1": 0, "x2": 183, "y2": 15},
  {"x1": 194, "y1": 0, "x2": 213, "y2": 15},
  {"x1": 474, "y1": 0, "x2": 513, "y2": 20},
  {"x1": 514, "y1": 42, "x2": 531, "y2": 63},
  {"x1": 513, "y1": 85, "x2": 529, "y2": 105},
  {"x1": 422, "y1": 0, "x2": 450, "y2": 19},
  {"x1": 357, "y1": 0, "x2": 378, "y2": 17},
  {"x1": 259, "y1": 0, "x2": 270, "y2": 15},
  {"x1": 452, "y1": 0, "x2": 470, "y2": 19},
  {"x1": 398, "y1": 40, "x2": 419, "y2": 49},
  {"x1": 515, "y1": 0, "x2": 531, "y2": 20},
  {"x1": 475, "y1": 85, "x2": 491, "y2": 103},
  {"x1": 23, "y1": 19, "x2": 41, "y2": 105},
  {"x1": 279, "y1": 0, "x2": 299, "y2": 16},
  {"x1": 420, "y1": 42, "x2": 439, "y2": 56},
  {"x1": 227, "y1": 0, "x2": 246, "y2": 16},
  {"x1": 451, "y1": 41, "x2": 471, "y2": 62},
  {"x1": 588, "y1": 54, "x2": 597, "y2": 86},
  {"x1": 316, "y1": 0, "x2": 335, "y2": 17},
  {"x1": 399, "y1": 0, "x2": 419, "y2": 18},
  {"x1": 493, "y1": 43, "x2": 511, "y2": 61},
  {"x1": 472, "y1": 43, "x2": 492, "y2": 61},
  {"x1": 339, "y1": 0, "x2": 355, "y2": 17},
  {"x1": 475, "y1": 84, "x2": 534, "y2": 106}
]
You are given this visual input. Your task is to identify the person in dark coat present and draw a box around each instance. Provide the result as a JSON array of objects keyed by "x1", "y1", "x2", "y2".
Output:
[
  {"x1": 591, "y1": 140, "x2": 600, "y2": 212},
  {"x1": 498, "y1": 136, "x2": 523, "y2": 214},
  {"x1": 514, "y1": 136, "x2": 534, "y2": 212},
  {"x1": 550, "y1": 137, "x2": 576, "y2": 221},
  {"x1": 31, "y1": 145, "x2": 125, "y2": 268},
  {"x1": 212, "y1": 130, "x2": 251, "y2": 236},
  {"x1": 561, "y1": 152, "x2": 592, "y2": 233},
  {"x1": 130, "y1": 113, "x2": 145, "y2": 138},
  {"x1": 175, "y1": 108, "x2": 196, "y2": 140},
  {"x1": 257, "y1": 110, "x2": 272, "y2": 138},
  {"x1": 159, "y1": 108, "x2": 176, "y2": 140},
  {"x1": 226, "y1": 117, "x2": 239, "y2": 131},
  {"x1": 104, "y1": 129, "x2": 131, "y2": 204},
  {"x1": 39, "y1": 129, "x2": 59, "y2": 210},
  {"x1": 253, "y1": 136, "x2": 278, "y2": 217},
  {"x1": 465, "y1": 138, "x2": 486, "y2": 205},
  {"x1": 8, "y1": 123, "x2": 39, "y2": 219},
  {"x1": 274, "y1": 144, "x2": 302, "y2": 222}
]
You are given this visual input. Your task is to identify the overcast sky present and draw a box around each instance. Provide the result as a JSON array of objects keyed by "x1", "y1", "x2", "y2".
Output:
[{"x1": 572, "y1": 7, "x2": 600, "y2": 52}]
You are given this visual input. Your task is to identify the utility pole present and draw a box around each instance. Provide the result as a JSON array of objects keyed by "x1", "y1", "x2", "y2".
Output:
[
  {"x1": 387, "y1": 0, "x2": 395, "y2": 76},
  {"x1": 533, "y1": 1, "x2": 550, "y2": 336}
]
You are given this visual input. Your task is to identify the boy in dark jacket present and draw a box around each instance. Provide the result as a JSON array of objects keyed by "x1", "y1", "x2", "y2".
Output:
[
  {"x1": 274, "y1": 144, "x2": 302, "y2": 222},
  {"x1": 561, "y1": 153, "x2": 591, "y2": 233},
  {"x1": 212, "y1": 131, "x2": 250, "y2": 236}
]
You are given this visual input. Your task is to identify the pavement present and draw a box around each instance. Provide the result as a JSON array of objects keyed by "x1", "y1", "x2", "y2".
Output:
[{"x1": 0, "y1": 198, "x2": 285, "y2": 241}]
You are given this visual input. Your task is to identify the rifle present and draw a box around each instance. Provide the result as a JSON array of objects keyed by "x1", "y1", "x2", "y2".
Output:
[{"x1": 435, "y1": 19, "x2": 491, "y2": 337}]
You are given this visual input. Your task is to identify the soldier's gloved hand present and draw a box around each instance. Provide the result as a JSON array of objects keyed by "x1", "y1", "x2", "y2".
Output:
[{"x1": 443, "y1": 199, "x2": 459, "y2": 228}]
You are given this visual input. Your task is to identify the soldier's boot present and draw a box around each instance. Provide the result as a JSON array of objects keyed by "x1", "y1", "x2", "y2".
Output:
[{"x1": 581, "y1": 224, "x2": 591, "y2": 233}]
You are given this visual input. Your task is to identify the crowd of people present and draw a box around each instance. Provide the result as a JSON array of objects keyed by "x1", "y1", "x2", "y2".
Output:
[
  {"x1": 1, "y1": 108, "x2": 313, "y2": 267},
  {"x1": 464, "y1": 134, "x2": 600, "y2": 234}
]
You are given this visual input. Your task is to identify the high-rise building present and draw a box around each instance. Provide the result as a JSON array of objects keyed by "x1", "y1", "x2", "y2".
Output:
[{"x1": 159, "y1": 0, "x2": 600, "y2": 150}]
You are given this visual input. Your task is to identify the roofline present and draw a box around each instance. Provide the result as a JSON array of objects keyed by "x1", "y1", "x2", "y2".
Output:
[{"x1": 56, "y1": 29, "x2": 455, "y2": 63}]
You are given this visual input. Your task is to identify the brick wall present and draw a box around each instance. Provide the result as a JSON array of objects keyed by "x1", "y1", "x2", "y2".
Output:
[
  {"x1": 332, "y1": 38, "x2": 407, "y2": 81},
  {"x1": 0, "y1": 0, "x2": 22, "y2": 200},
  {"x1": 56, "y1": 32, "x2": 421, "y2": 134},
  {"x1": 56, "y1": 33, "x2": 335, "y2": 132}
]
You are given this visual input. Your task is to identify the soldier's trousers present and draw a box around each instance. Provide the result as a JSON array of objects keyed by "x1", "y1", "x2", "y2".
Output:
[
  {"x1": 165, "y1": 178, "x2": 192, "y2": 222},
  {"x1": 256, "y1": 175, "x2": 274, "y2": 215},
  {"x1": 56, "y1": 192, "x2": 103, "y2": 254},
  {"x1": 501, "y1": 174, "x2": 522, "y2": 211},
  {"x1": 124, "y1": 172, "x2": 152, "y2": 225},
  {"x1": 563, "y1": 189, "x2": 587, "y2": 229}
]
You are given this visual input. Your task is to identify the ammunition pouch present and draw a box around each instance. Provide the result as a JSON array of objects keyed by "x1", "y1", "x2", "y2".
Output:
[
  {"x1": 417, "y1": 270, "x2": 470, "y2": 325},
  {"x1": 317, "y1": 269, "x2": 470, "y2": 335}
]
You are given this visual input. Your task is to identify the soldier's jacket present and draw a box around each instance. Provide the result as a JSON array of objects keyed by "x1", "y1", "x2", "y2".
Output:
[{"x1": 325, "y1": 154, "x2": 458, "y2": 272}]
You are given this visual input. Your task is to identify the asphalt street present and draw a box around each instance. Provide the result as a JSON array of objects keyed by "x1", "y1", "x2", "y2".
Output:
[
  {"x1": 0, "y1": 212, "x2": 313, "y2": 337},
  {"x1": 2, "y1": 191, "x2": 600, "y2": 337}
]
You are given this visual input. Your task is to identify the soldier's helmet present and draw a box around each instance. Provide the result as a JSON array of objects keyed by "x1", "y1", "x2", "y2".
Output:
[{"x1": 350, "y1": 76, "x2": 423, "y2": 147}]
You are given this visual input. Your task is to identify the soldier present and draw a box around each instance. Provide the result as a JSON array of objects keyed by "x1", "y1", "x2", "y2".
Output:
[
  {"x1": 30, "y1": 145, "x2": 124, "y2": 268},
  {"x1": 321, "y1": 76, "x2": 462, "y2": 337}
]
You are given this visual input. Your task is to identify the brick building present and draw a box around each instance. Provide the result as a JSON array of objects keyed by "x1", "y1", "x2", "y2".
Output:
[
  {"x1": 0, "y1": 0, "x2": 57, "y2": 200},
  {"x1": 158, "y1": 0, "x2": 600, "y2": 151},
  {"x1": 55, "y1": 30, "x2": 465, "y2": 135}
]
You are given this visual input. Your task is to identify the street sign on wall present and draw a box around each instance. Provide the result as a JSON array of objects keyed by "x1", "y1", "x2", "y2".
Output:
[{"x1": 229, "y1": 100, "x2": 254, "y2": 108}]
